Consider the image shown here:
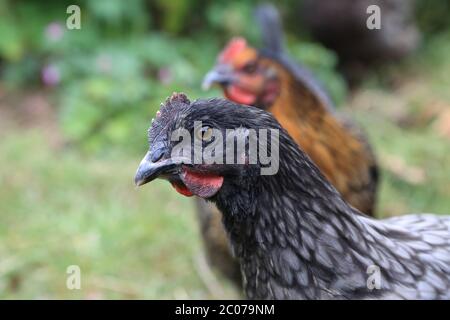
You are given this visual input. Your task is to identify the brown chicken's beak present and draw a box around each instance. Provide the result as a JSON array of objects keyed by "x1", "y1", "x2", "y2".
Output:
[
  {"x1": 134, "y1": 151, "x2": 178, "y2": 187},
  {"x1": 202, "y1": 64, "x2": 236, "y2": 90}
]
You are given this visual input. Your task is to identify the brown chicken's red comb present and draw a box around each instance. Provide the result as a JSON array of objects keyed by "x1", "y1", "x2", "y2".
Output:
[{"x1": 219, "y1": 37, "x2": 248, "y2": 63}]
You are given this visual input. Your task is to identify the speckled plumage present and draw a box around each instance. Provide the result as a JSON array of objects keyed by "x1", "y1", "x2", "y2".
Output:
[
  {"x1": 198, "y1": 5, "x2": 379, "y2": 289},
  {"x1": 138, "y1": 94, "x2": 450, "y2": 300}
]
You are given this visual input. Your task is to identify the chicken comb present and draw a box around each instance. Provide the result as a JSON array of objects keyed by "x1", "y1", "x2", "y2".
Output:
[
  {"x1": 165, "y1": 92, "x2": 191, "y2": 106},
  {"x1": 148, "y1": 92, "x2": 191, "y2": 143},
  {"x1": 218, "y1": 37, "x2": 248, "y2": 63},
  {"x1": 156, "y1": 92, "x2": 190, "y2": 120}
]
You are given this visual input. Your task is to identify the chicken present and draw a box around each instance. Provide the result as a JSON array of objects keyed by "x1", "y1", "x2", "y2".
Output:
[
  {"x1": 135, "y1": 93, "x2": 450, "y2": 299},
  {"x1": 198, "y1": 4, "x2": 378, "y2": 287},
  {"x1": 301, "y1": 0, "x2": 419, "y2": 85}
]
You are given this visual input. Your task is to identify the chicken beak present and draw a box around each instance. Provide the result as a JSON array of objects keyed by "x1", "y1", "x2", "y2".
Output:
[
  {"x1": 202, "y1": 64, "x2": 236, "y2": 90},
  {"x1": 134, "y1": 151, "x2": 178, "y2": 187}
]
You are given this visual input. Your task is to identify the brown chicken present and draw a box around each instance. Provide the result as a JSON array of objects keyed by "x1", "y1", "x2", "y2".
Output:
[{"x1": 198, "y1": 4, "x2": 379, "y2": 288}]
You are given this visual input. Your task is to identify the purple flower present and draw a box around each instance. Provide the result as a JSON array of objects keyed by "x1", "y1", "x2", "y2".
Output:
[
  {"x1": 41, "y1": 64, "x2": 61, "y2": 86},
  {"x1": 96, "y1": 54, "x2": 112, "y2": 74},
  {"x1": 158, "y1": 67, "x2": 173, "y2": 85},
  {"x1": 45, "y1": 22, "x2": 64, "y2": 42}
]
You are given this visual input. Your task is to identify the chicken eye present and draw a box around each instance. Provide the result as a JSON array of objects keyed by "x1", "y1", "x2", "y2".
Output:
[
  {"x1": 242, "y1": 61, "x2": 257, "y2": 74},
  {"x1": 196, "y1": 126, "x2": 213, "y2": 141}
]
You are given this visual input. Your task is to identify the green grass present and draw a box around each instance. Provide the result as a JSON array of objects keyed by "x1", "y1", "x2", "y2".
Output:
[
  {"x1": 355, "y1": 112, "x2": 450, "y2": 217},
  {"x1": 0, "y1": 131, "x2": 239, "y2": 299},
  {"x1": 350, "y1": 33, "x2": 450, "y2": 217}
]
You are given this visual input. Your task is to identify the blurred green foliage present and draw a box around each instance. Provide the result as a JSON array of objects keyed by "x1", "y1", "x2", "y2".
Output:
[
  {"x1": 0, "y1": 0, "x2": 448, "y2": 153},
  {"x1": 0, "y1": 0, "x2": 347, "y2": 153},
  {"x1": 0, "y1": 0, "x2": 448, "y2": 163},
  {"x1": 415, "y1": 0, "x2": 450, "y2": 36}
]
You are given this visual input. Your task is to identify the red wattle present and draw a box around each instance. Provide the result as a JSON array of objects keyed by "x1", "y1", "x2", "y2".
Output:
[
  {"x1": 180, "y1": 168, "x2": 224, "y2": 198},
  {"x1": 171, "y1": 181, "x2": 194, "y2": 197}
]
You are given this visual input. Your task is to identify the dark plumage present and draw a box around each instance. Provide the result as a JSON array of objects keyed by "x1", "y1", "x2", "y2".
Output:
[
  {"x1": 199, "y1": 4, "x2": 378, "y2": 288},
  {"x1": 135, "y1": 93, "x2": 450, "y2": 300},
  {"x1": 301, "y1": 0, "x2": 420, "y2": 84}
]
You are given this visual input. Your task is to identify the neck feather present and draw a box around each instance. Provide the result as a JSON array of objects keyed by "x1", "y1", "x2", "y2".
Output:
[{"x1": 214, "y1": 134, "x2": 396, "y2": 298}]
